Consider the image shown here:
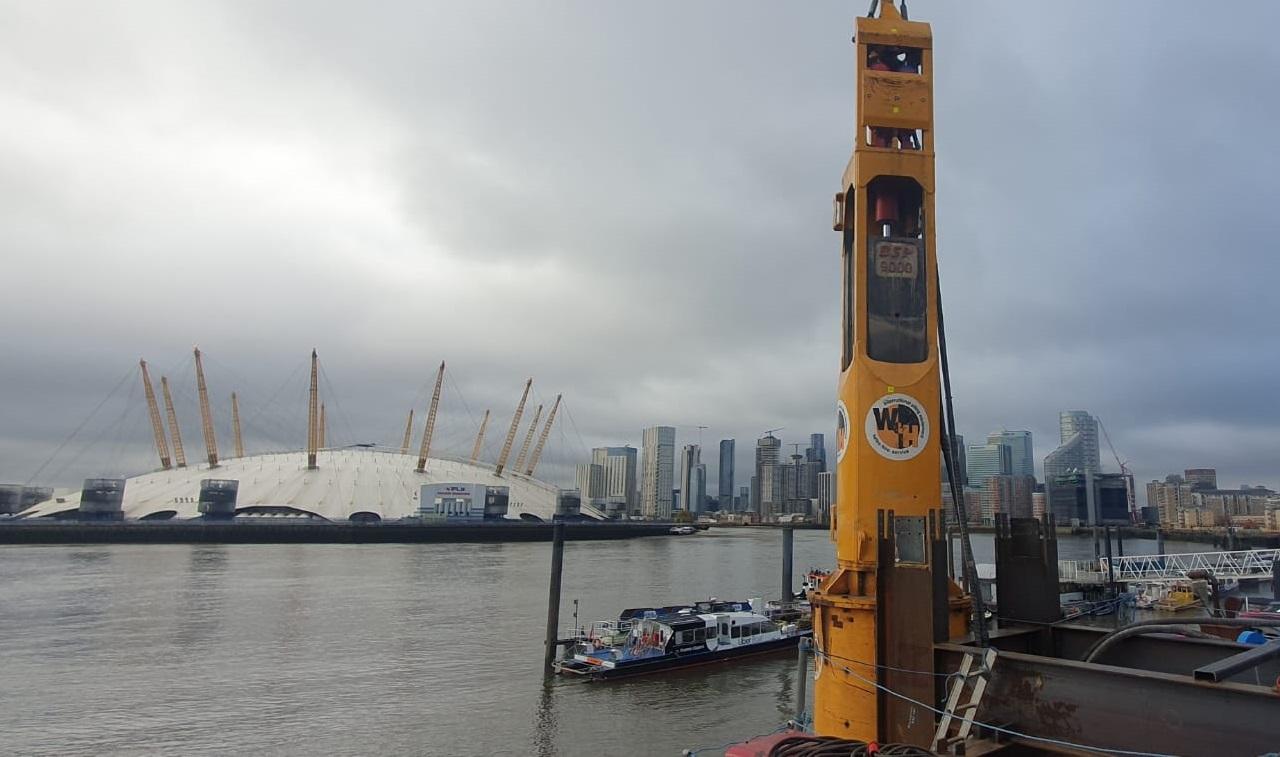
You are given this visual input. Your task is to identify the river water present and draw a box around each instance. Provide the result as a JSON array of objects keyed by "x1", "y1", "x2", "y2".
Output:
[{"x1": 0, "y1": 529, "x2": 1238, "y2": 756}]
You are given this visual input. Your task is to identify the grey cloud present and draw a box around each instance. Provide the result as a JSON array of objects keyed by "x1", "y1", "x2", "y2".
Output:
[{"x1": 1, "y1": 1, "x2": 1278, "y2": 499}]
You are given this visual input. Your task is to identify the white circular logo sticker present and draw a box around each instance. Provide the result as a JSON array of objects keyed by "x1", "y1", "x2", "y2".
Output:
[
  {"x1": 835, "y1": 400, "x2": 850, "y2": 463},
  {"x1": 864, "y1": 393, "x2": 929, "y2": 461}
]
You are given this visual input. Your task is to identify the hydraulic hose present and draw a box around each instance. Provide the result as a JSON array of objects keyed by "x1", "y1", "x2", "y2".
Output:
[
  {"x1": 937, "y1": 282, "x2": 988, "y2": 646},
  {"x1": 1083, "y1": 617, "x2": 1280, "y2": 663}
]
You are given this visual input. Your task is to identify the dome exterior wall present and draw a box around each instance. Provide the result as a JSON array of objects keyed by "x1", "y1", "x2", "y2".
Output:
[{"x1": 18, "y1": 448, "x2": 578, "y2": 522}]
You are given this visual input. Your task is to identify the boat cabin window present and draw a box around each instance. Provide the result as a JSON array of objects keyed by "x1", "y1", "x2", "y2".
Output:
[{"x1": 731, "y1": 626, "x2": 741, "y2": 639}]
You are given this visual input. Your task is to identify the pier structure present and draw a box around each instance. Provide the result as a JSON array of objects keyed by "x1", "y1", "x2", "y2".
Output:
[{"x1": 1059, "y1": 548, "x2": 1280, "y2": 585}]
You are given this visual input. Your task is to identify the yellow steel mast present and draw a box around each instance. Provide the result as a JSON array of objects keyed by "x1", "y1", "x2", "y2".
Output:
[
  {"x1": 513, "y1": 404, "x2": 543, "y2": 474},
  {"x1": 307, "y1": 349, "x2": 319, "y2": 469},
  {"x1": 230, "y1": 392, "x2": 245, "y2": 458},
  {"x1": 525, "y1": 393, "x2": 560, "y2": 477},
  {"x1": 494, "y1": 379, "x2": 532, "y2": 476},
  {"x1": 400, "y1": 409, "x2": 415, "y2": 455},
  {"x1": 415, "y1": 361, "x2": 445, "y2": 473},
  {"x1": 160, "y1": 376, "x2": 187, "y2": 468},
  {"x1": 811, "y1": 1, "x2": 967, "y2": 745},
  {"x1": 470, "y1": 409, "x2": 490, "y2": 464},
  {"x1": 139, "y1": 359, "x2": 172, "y2": 470},
  {"x1": 193, "y1": 347, "x2": 219, "y2": 468}
]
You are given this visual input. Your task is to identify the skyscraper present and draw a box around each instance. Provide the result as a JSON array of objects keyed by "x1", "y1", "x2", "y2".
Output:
[
  {"x1": 754, "y1": 433, "x2": 781, "y2": 515},
  {"x1": 592, "y1": 446, "x2": 638, "y2": 513},
  {"x1": 718, "y1": 439, "x2": 735, "y2": 505},
  {"x1": 575, "y1": 463, "x2": 604, "y2": 509},
  {"x1": 806, "y1": 433, "x2": 827, "y2": 472},
  {"x1": 965, "y1": 442, "x2": 1011, "y2": 486},
  {"x1": 678, "y1": 444, "x2": 704, "y2": 513},
  {"x1": 640, "y1": 426, "x2": 675, "y2": 519},
  {"x1": 1049, "y1": 411, "x2": 1100, "y2": 476},
  {"x1": 987, "y1": 430, "x2": 1034, "y2": 478},
  {"x1": 817, "y1": 471, "x2": 836, "y2": 523},
  {"x1": 1184, "y1": 468, "x2": 1218, "y2": 490}
]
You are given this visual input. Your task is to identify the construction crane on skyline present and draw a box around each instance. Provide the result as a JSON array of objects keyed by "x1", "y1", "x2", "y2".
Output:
[{"x1": 1097, "y1": 416, "x2": 1137, "y2": 517}]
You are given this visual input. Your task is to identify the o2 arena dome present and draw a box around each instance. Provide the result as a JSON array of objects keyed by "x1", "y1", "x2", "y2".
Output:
[
  {"x1": 13, "y1": 350, "x2": 594, "y2": 523},
  {"x1": 18, "y1": 448, "x2": 570, "y2": 522}
]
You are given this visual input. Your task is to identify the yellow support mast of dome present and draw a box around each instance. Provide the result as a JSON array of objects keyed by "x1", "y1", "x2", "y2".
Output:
[
  {"x1": 161, "y1": 376, "x2": 187, "y2": 468},
  {"x1": 494, "y1": 379, "x2": 532, "y2": 476},
  {"x1": 400, "y1": 409, "x2": 415, "y2": 455},
  {"x1": 470, "y1": 409, "x2": 490, "y2": 464},
  {"x1": 525, "y1": 393, "x2": 560, "y2": 477},
  {"x1": 193, "y1": 347, "x2": 219, "y2": 468},
  {"x1": 513, "y1": 404, "x2": 543, "y2": 474},
  {"x1": 139, "y1": 359, "x2": 172, "y2": 470},
  {"x1": 416, "y1": 361, "x2": 445, "y2": 473}
]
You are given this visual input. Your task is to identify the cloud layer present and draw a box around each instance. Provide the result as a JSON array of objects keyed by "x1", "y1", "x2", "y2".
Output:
[{"x1": 2, "y1": 1, "x2": 1278, "y2": 498}]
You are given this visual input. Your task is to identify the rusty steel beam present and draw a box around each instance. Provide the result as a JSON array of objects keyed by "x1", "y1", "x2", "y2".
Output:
[{"x1": 936, "y1": 641, "x2": 1280, "y2": 755}]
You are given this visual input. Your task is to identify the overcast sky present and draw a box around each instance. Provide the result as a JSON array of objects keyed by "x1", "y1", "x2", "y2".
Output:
[{"x1": 2, "y1": 1, "x2": 1278, "y2": 500}]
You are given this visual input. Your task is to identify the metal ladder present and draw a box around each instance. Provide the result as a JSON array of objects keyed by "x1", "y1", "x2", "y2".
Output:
[{"x1": 932, "y1": 648, "x2": 998, "y2": 753}]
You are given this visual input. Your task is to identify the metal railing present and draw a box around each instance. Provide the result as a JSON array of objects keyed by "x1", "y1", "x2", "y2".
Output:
[{"x1": 1059, "y1": 549, "x2": 1280, "y2": 584}]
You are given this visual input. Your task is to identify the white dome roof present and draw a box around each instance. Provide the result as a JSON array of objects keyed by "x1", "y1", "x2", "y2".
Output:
[{"x1": 18, "y1": 447, "x2": 574, "y2": 522}]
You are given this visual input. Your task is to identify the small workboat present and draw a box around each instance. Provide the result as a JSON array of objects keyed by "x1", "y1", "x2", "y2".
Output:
[
  {"x1": 669, "y1": 525, "x2": 697, "y2": 535},
  {"x1": 556, "y1": 599, "x2": 811, "y2": 680},
  {"x1": 798, "y1": 568, "x2": 831, "y2": 599}
]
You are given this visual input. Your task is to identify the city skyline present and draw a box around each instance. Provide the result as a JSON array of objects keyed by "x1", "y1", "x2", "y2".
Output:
[{"x1": 1, "y1": 3, "x2": 1278, "y2": 497}]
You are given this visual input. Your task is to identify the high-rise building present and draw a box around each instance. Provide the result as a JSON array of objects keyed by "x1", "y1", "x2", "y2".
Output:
[
  {"x1": 817, "y1": 471, "x2": 836, "y2": 523},
  {"x1": 1184, "y1": 468, "x2": 1218, "y2": 490},
  {"x1": 695, "y1": 464, "x2": 707, "y2": 513},
  {"x1": 575, "y1": 463, "x2": 604, "y2": 511},
  {"x1": 965, "y1": 442, "x2": 1011, "y2": 486},
  {"x1": 592, "y1": 446, "x2": 638, "y2": 513},
  {"x1": 678, "y1": 444, "x2": 704, "y2": 513},
  {"x1": 1048, "y1": 472, "x2": 1129, "y2": 525},
  {"x1": 987, "y1": 430, "x2": 1034, "y2": 478},
  {"x1": 755, "y1": 434, "x2": 781, "y2": 515},
  {"x1": 737, "y1": 485, "x2": 749, "y2": 512},
  {"x1": 759, "y1": 464, "x2": 783, "y2": 518},
  {"x1": 1146, "y1": 475, "x2": 1192, "y2": 526},
  {"x1": 806, "y1": 433, "x2": 827, "y2": 472},
  {"x1": 640, "y1": 426, "x2": 675, "y2": 519},
  {"x1": 718, "y1": 439, "x2": 735, "y2": 503},
  {"x1": 1046, "y1": 411, "x2": 1100, "y2": 480}
]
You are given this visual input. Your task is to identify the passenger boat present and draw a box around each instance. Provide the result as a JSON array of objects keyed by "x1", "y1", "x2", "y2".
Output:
[
  {"x1": 669, "y1": 525, "x2": 697, "y2": 535},
  {"x1": 555, "y1": 599, "x2": 811, "y2": 680}
]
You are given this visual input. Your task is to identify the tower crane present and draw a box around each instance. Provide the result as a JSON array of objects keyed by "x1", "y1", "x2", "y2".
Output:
[{"x1": 1098, "y1": 417, "x2": 1137, "y2": 519}]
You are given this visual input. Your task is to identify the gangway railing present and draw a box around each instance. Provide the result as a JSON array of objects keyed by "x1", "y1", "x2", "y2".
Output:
[{"x1": 1059, "y1": 549, "x2": 1280, "y2": 585}]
